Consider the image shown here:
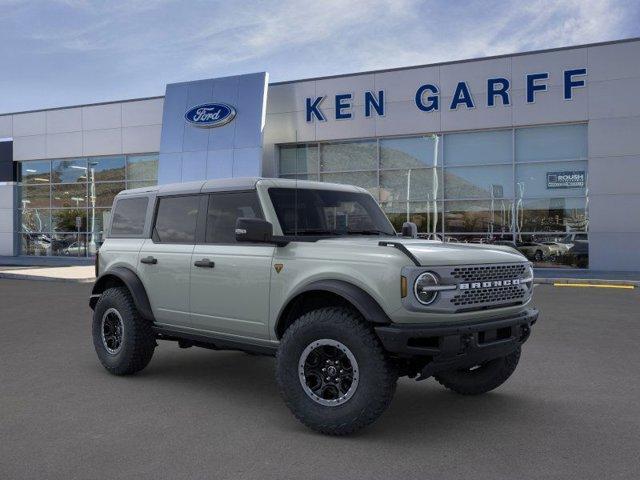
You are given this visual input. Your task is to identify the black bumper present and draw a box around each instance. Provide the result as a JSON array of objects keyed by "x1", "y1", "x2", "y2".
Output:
[{"x1": 375, "y1": 308, "x2": 538, "y2": 379}]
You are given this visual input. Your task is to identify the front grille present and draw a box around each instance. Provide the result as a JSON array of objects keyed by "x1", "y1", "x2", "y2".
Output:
[
  {"x1": 451, "y1": 264, "x2": 527, "y2": 283},
  {"x1": 451, "y1": 285, "x2": 526, "y2": 307}
]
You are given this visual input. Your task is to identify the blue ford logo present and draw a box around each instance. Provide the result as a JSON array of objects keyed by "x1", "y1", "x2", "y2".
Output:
[{"x1": 184, "y1": 103, "x2": 236, "y2": 128}]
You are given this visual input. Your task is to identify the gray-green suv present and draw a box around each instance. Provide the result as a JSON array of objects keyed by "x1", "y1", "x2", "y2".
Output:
[{"x1": 90, "y1": 177, "x2": 538, "y2": 435}]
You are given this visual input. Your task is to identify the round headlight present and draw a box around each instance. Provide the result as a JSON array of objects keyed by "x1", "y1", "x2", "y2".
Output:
[{"x1": 414, "y1": 272, "x2": 439, "y2": 305}]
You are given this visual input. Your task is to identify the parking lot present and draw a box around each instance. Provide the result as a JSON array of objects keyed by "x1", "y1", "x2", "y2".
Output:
[{"x1": 1, "y1": 279, "x2": 639, "y2": 480}]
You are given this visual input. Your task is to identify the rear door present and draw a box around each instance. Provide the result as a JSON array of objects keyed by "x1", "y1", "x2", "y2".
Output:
[
  {"x1": 189, "y1": 191, "x2": 274, "y2": 339},
  {"x1": 137, "y1": 194, "x2": 200, "y2": 326}
]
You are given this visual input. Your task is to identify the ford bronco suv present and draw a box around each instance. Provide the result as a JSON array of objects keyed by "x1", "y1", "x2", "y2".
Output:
[{"x1": 90, "y1": 177, "x2": 538, "y2": 435}]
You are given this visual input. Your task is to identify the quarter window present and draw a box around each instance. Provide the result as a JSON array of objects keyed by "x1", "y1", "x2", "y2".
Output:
[
  {"x1": 205, "y1": 192, "x2": 262, "y2": 244},
  {"x1": 153, "y1": 195, "x2": 200, "y2": 243},
  {"x1": 111, "y1": 197, "x2": 149, "y2": 236}
]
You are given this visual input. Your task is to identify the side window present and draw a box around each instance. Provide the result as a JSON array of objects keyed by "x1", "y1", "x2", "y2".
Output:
[
  {"x1": 110, "y1": 197, "x2": 149, "y2": 236},
  {"x1": 153, "y1": 195, "x2": 200, "y2": 244},
  {"x1": 205, "y1": 192, "x2": 263, "y2": 244}
]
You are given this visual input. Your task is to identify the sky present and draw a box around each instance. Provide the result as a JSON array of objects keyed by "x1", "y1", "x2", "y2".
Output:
[{"x1": 0, "y1": 0, "x2": 638, "y2": 113}]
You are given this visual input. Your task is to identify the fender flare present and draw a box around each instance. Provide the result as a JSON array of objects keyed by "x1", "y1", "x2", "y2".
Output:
[
  {"x1": 90, "y1": 266, "x2": 155, "y2": 321},
  {"x1": 276, "y1": 279, "x2": 391, "y2": 336}
]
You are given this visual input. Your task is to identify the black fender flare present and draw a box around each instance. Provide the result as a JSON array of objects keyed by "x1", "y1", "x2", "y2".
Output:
[
  {"x1": 276, "y1": 279, "x2": 391, "y2": 336},
  {"x1": 90, "y1": 266, "x2": 155, "y2": 321}
]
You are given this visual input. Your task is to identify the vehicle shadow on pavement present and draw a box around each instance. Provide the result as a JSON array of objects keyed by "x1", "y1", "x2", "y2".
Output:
[{"x1": 118, "y1": 344, "x2": 545, "y2": 440}]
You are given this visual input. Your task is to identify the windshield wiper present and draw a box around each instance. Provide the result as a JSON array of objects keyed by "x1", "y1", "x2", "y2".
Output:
[{"x1": 347, "y1": 230, "x2": 395, "y2": 236}]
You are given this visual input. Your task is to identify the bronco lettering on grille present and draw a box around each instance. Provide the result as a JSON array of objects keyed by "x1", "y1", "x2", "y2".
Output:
[{"x1": 459, "y1": 278, "x2": 521, "y2": 290}]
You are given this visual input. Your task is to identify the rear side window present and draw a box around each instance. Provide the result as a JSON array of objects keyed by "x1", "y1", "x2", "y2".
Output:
[
  {"x1": 153, "y1": 195, "x2": 200, "y2": 244},
  {"x1": 110, "y1": 197, "x2": 149, "y2": 236},
  {"x1": 205, "y1": 192, "x2": 263, "y2": 244}
]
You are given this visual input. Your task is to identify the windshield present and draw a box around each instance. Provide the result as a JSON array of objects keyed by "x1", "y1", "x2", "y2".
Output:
[{"x1": 268, "y1": 188, "x2": 396, "y2": 237}]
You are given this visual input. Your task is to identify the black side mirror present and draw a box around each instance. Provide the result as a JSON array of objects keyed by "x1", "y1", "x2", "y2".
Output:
[
  {"x1": 401, "y1": 222, "x2": 418, "y2": 238},
  {"x1": 235, "y1": 218, "x2": 274, "y2": 243}
]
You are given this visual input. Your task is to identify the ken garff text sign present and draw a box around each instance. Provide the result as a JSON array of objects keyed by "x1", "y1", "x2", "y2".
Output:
[
  {"x1": 305, "y1": 68, "x2": 587, "y2": 122},
  {"x1": 185, "y1": 103, "x2": 237, "y2": 128},
  {"x1": 547, "y1": 171, "x2": 586, "y2": 189}
]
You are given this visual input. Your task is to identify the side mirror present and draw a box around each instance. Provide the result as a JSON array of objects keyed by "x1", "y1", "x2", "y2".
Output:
[
  {"x1": 401, "y1": 222, "x2": 418, "y2": 238},
  {"x1": 235, "y1": 218, "x2": 274, "y2": 243}
]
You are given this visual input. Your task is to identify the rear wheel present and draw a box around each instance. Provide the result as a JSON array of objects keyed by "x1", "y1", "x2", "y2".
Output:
[
  {"x1": 534, "y1": 250, "x2": 543, "y2": 262},
  {"x1": 92, "y1": 287, "x2": 156, "y2": 375},
  {"x1": 434, "y1": 347, "x2": 521, "y2": 395},
  {"x1": 276, "y1": 307, "x2": 397, "y2": 435}
]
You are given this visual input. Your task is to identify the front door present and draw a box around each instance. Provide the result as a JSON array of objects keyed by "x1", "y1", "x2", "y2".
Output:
[
  {"x1": 189, "y1": 191, "x2": 274, "y2": 339},
  {"x1": 137, "y1": 194, "x2": 200, "y2": 327}
]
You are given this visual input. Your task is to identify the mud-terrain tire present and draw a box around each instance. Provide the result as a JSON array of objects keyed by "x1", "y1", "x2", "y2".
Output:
[
  {"x1": 434, "y1": 347, "x2": 521, "y2": 395},
  {"x1": 276, "y1": 307, "x2": 397, "y2": 436},
  {"x1": 92, "y1": 286, "x2": 156, "y2": 375}
]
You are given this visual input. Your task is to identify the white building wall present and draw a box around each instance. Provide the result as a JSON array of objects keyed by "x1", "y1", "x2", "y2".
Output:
[{"x1": 2, "y1": 97, "x2": 164, "y2": 161}]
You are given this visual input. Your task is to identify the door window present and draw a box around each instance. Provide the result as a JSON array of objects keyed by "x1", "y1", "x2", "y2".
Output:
[
  {"x1": 205, "y1": 192, "x2": 262, "y2": 244},
  {"x1": 153, "y1": 195, "x2": 200, "y2": 243}
]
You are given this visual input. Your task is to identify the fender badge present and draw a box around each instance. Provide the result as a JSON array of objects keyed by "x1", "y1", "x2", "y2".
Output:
[{"x1": 274, "y1": 263, "x2": 284, "y2": 273}]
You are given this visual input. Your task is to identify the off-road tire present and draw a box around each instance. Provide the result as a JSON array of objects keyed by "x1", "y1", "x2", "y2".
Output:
[
  {"x1": 92, "y1": 286, "x2": 156, "y2": 375},
  {"x1": 276, "y1": 307, "x2": 397, "y2": 435},
  {"x1": 434, "y1": 347, "x2": 521, "y2": 395}
]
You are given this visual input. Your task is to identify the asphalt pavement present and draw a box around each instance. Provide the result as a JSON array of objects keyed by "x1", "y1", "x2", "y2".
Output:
[{"x1": 1, "y1": 279, "x2": 639, "y2": 480}]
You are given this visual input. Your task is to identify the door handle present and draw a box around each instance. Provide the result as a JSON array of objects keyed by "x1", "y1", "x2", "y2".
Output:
[
  {"x1": 140, "y1": 256, "x2": 157, "y2": 265},
  {"x1": 194, "y1": 258, "x2": 215, "y2": 268}
]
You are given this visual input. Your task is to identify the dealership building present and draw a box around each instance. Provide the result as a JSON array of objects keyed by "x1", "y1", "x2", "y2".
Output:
[{"x1": 0, "y1": 37, "x2": 639, "y2": 271}]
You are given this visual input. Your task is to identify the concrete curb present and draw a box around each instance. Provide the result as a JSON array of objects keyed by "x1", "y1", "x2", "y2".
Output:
[
  {"x1": 534, "y1": 277, "x2": 639, "y2": 287},
  {"x1": 0, "y1": 272, "x2": 95, "y2": 284}
]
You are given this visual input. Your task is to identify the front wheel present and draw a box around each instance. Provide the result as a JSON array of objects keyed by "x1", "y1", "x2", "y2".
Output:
[
  {"x1": 434, "y1": 347, "x2": 521, "y2": 395},
  {"x1": 276, "y1": 307, "x2": 397, "y2": 435}
]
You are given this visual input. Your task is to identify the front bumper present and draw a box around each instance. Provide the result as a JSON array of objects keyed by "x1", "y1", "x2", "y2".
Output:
[{"x1": 375, "y1": 308, "x2": 538, "y2": 379}]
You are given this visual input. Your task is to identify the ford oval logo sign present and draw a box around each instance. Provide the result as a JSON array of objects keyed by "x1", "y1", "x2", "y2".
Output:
[{"x1": 184, "y1": 103, "x2": 236, "y2": 128}]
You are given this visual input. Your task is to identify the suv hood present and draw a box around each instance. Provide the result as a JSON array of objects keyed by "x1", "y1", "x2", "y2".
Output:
[{"x1": 317, "y1": 237, "x2": 526, "y2": 266}]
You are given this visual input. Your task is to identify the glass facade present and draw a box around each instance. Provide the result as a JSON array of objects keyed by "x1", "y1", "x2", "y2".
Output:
[
  {"x1": 18, "y1": 154, "x2": 158, "y2": 257},
  {"x1": 278, "y1": 124, "x2": 588, "y2": 268}
]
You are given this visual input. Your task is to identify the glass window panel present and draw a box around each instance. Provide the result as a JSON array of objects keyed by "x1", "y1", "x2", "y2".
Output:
[
  {"x1": 21, "y1": 233, "x2": 53, "y2": 256},
  {"x1": 321, "y1": 140, "x2": 377, "y2": 172},
  {"x1": 20, "y1": 209, "x2": 51, "y2": 233},
  {"x1": 127, "y1": 154, "x2": 159, "y2": 181},
  {"x1": 126, "y1": 180, "x2": 157, "y2": 190},
  {"x1": 320, "y1": 171, "x2": 378, "y2": 199},
  {"x1": 381, "y1": 201, "x2": 442, "y2": 235},
  {"x1": 444, "y1": 200, "x2": 514, "y2": 234},
  {"x1": 516, "y1": 124, "x2": 587, "y2": 162},
  {"x1": 20, "y1": 184, "x2": 50, "y2": 208},
  {"x1": 444, "y1": 130, "x2": 512, "y2": 166},
  {"x1": 516, "y1": 161, "x2": 587, "y2": 198},
  {"x1": 444, "y1": 165, "x2": 513, "y2": 199},
  {"x1": 279, "y1": 173, "x2": 319, "y2": 181},
  {"x1": 52, "y1": 209, "x2": 87, "y2": 232},
  {"x1": 515, "y1": 197, "x2": 588, "y2": 233},
  {"x1": 52, "y1": 183, "x2": 87, "y2": 208},
  {"x1": 153, "y1": 195, "x2": 200, "y2": 243},
  {"x1": 88, "y1": 156, "x2": 125, "y2": 182},
  {"x1": 87, "y1": 208, "x2": 111, "y2": 234},
  {"x1": 380, "y1": 136, "x2": 441, "y2": 169},
  {"x1": 279, "y1": 144, "x2": 318, "y2": 175},
  {"x1": 205, "y1": 192, "x2": 263, "y2": 244},
  {"x1": 515, "y1": 233, "x2": 588, "y2": 269},
  {"x1": 20, "y1": 160, "x2": 50, "y2": 184},
  {"x1": 111, "y1": 197, "x2": 148, "y2": 236},
  {"x1": 50, "y1": 233, "x2": 87, "y2": 257},
  {"x1": 51, "y1": 158, "x2": 88, "y2": 183},
  {"x1": 379, "y1": 168, "x2": 441, "y2": 203},
  {"x1": 93, "y1": 182, "x2": 125, "y2": 208}
]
